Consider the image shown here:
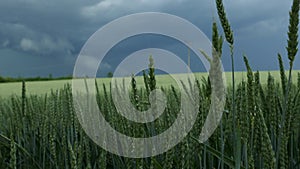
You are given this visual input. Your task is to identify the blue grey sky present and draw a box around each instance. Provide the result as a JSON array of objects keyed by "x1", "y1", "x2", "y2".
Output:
[{"x1": 0, "y1": 0, "x2": 298, "y2": 77}]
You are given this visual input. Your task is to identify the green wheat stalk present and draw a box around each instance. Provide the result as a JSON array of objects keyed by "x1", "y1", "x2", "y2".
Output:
[{"x1": 276, "y1": 0, "x2": 299, "y2": 168}]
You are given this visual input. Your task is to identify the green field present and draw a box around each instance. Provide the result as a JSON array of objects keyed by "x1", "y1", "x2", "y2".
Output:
[
  {"x1": 0, "y1": 68, "x2": 299, "y2": 169},
  {"x1": 1, "y1": 70, "x2": 299, "y2": 98}
]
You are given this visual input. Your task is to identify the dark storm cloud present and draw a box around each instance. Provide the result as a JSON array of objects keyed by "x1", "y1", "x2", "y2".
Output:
[
  {"x1": 0, "y1": 0, "x2": 101, "y2": 56},
  {"x1": 0, "y1": 0, "x2": 297, "y2": 77}
]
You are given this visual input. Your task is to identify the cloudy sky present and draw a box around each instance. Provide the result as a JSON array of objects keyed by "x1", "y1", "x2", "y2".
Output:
[{"x1": 0, "y1": 0, "x2": 298, "y2": 77}]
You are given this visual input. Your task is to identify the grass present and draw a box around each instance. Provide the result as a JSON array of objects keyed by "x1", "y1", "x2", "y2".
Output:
[{"x1": 0, "y1": 70, "x2": 299, "y2": 168}]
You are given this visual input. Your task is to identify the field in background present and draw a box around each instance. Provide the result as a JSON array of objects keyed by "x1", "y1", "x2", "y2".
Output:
[{"x1": 1, "y1": 70, "x2": 299, "y2": 97}]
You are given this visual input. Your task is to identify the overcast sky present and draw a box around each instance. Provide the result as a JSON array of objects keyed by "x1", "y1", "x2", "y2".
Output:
[{"x1": 0, "y1": 0, "x2": 298, "y2": 77}]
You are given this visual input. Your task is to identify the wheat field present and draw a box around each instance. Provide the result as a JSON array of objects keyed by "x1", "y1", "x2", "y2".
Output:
[{"x1": 0, "y1": 0, "x2": 300, "y2": 168}]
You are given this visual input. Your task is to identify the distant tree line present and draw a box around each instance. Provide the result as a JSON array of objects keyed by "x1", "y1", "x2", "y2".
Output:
[{"x1": 0, "y1": 74, "x2": 72, "y2": 83}]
